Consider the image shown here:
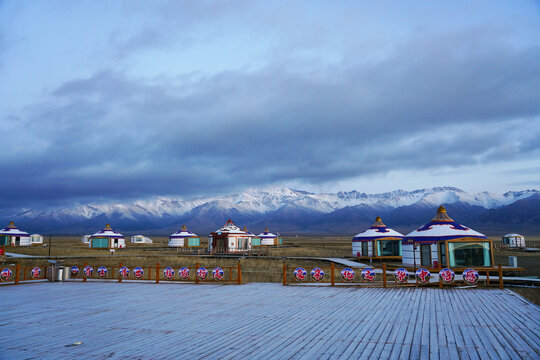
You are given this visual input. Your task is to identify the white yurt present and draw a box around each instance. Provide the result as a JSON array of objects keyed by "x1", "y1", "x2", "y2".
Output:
[
  {"x1": 502, "y1": 233, "x2": 525, "y2": 248},
  {"x1": 30, "y1": 234, "x2": 44, "y2": 245},
  {"x1": 81, "y1": 235, "x2": 91, "y2": 245},
  {"x1": 209, "y1": 219, "x2": 251, "y2": 252},
  {"x1": 89, "y1": 224, "x2": 126, "y2": 249},
  {"x1": 168, "y1": 225, "x2": 200, "y2": 247},
  {"x1": 403, "y1": 206, "x2": 492, "y2": 268},
  {"x1": 131, "y1": 235, "x2": 153, "y2": 244},
  {"x1": 257, "y1": 227, "x2": 280, "y2": 246},
  {"x1": 0, "y1": 222, "x2": 31, "y2": 246},
  {"x1": 352, "y1": 216, "x2": 404, "y2": 259}
]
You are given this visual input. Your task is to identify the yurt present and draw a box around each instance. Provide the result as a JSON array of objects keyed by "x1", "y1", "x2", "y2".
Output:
[
  {"x1": 257, "y1": 227, "x2": 281, "y2": 246},
  {"x1": 89, "y1": 224, "x2": 126, "y2": 249},
  {"x1": 131, "y1": 235, "x2": 153, "y2": 244},
  {"x1": 209, "y1": 219, "x2": 251, "y2": 253},
  {"x1": 81, "y1": 235, "x2": 91, "y2": 245},
  {"x1": 0, "y1": 222, "x2": 31, "y2": 246},
  {"x1": 168, "y1": 225, "x2": 200, "y2": 247},
  {"x1": 30, "y1": 234, "x2": 44, "y2": 245},
  {"x1": 403, "y1": 206, "x2": 492, "y2": 268},
  {"x1": 352, "y1": 216, "x2": 404, "y2": 259},
  {"x1": 242, "y1": 227, "x2": 260, "y2": 246},
  {"x1": 502, "y1": 233, "x2": 525, "y2": 248}
]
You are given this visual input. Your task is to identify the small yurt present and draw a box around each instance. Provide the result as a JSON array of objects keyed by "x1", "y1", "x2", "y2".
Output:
[
  {"x1": 209, "y1": 219, "x2": 251, "y2": 253},
  {"x1": 352, "y1": 216, "x2": 404, "y2": 259},
  {"x1": 81, "y1": 235, "x2": 91, "y2": 245},
  {"x1": 131, "y1": 235, "x2": 153, "y2": 244},
  {"x1": 0, "y1": 222, "x2": 31, "y2": 246},
  {"x1": 242, "y1": 227, "x2": 260, "y2": 246},
  {"x1": 30, "y1": 234, "x2": 44, "y2": 245},
  {"x1": 89, "y1": 224, "x2": 126, "y2": 249},
  {"x1": 258, "y1": 227, "x2": 281, "y2": 246},
  {"x1": 168, "y1": 225, "x2": 200, "y2": 247},
  {"x1": 403, "y1": 206, "x2": 492, "y2": 268},
  {"x1": 502, "y1": 233, "x2": 525, "y2": 248}
]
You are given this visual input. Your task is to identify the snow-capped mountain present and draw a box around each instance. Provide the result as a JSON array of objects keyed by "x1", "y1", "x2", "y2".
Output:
[{"x1": 1, "y1": 186, "x2": 538, "y2": 234}]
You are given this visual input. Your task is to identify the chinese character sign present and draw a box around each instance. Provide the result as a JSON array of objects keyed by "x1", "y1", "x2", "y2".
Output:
[
  {"x1": 163, "y1": 267, "x2": 175, "y2": 280},
  {"x1": 179, "y1": 267, "x2": 190, "y2": 280},
  {"x1": 31, "y1": 267, "x2": 41, "y2": 279},
  {"x1": 0, "y1": 268, "x2": 12, "y2": 281},
  {"x1": 134, "y1": 267, "x2": 144, "y2": 279},
  {"x1": 361, "y1": 268, "x2": 376, "y2": 282},
  {"x1": 294, "y1": 267, "x2": 307, "y2": 281},
  {"x1": 197, "y1": 267, "x2": 208, "y2": 280},
  {"x1": 394, "y1": 268, "x2": 409, "y2": 284},
  {"x1": 83, "y1": 266, "x2": 94, "y2": 278},
  {"x1": 341, "y1": 268, "x2": 355, "y2": 282},
  {"x1": 439, "y1": 268, "x2": 455, "y2": 284},
  {"x1": 119, "y1": 266, "x2": 130, "y2": 279},
  {"x1": 462, "y1": 268, "x2": 479, "y2": 285},
  {"x1": 97, "y1": 266, "x2": 108, "y2": 278},
  {"x1": 415, "y1": 268, "x2": 431, "y2": 284},
  {"x1": 212, "y1": 267, "x2": 224, "y2": 280},
  {"x1": 311, "y1": 267, "x2": 325, "y2": 281},
  {"x1": 71, "y1": 266, "x2": 80, "y2": 278}
]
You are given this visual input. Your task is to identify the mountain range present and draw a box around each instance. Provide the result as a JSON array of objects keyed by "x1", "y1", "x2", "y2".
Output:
[{"x1": 1, "y1": 186, "x2": 539, "y2": 236}]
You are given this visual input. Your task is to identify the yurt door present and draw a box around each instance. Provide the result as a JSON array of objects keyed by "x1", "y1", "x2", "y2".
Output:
[
  {"x1": 420, "y1": 244, "x2": 431, "y2": 267},
  {"x1": 15, "y1": 237, "x2": 20, "y2": 246}
]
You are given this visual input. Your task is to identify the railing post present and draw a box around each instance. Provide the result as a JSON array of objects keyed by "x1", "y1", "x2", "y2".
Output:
[
  {"x1": 486, "y1": 270, "x2": 490, "y2": 287},
  {"x1": 282, "y1": 262, "x2": 287, "y2": 286},
  {"x1": 23, "y1": 266, "x2": 27, "y2": 281},
  {"x1": 15, "y1": 264, "x2": 20, "y2": 285},
  {"x1": 156, "y1": 263, "x2": 160, "y2": 284},
  {"x1": 83, "y1": 262, "x2": 87, "y2": 282},
  {"x1": 382, "y1": 263, "x2": 387, "y2": 288},
  {"x1": 498, "y1": 264, "x2": 503, "y2": 289},
  {"x1": 237, "y1": 261, "x2": 242, "y2": 285},
  {"x1": 195, "y1": 263, "x2": 200, "y2": 285},
  {"x1": 118, "y1": 263, "x2": 122, "y2": 283},
  {"x1": 330, "y1": 263, "x2": 335, "y2": 287}
]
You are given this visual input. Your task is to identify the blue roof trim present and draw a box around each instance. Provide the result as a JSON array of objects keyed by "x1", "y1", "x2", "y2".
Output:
[
  {"x1": 369, "y1": 226, "x2": 391, "y2": 233},
  {"x1": 416, "y1": 221, "x2": 469, "y2": 232},
  {"x1": 402, "y1": 234, "x2": 487, "y2": 243},
  {"x1": 353, "y1": 236, "x2": 403, "y2": 242}
]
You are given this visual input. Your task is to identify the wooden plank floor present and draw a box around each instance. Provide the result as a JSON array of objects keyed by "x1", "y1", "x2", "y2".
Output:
[{"x1": 0, "y1": 283, "x2": 538, "y2": 359}]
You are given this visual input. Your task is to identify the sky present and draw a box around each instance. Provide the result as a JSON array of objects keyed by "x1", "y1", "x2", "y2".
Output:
[{"x1": 1, "y1": 1, "x2": 539, "y2": 208}]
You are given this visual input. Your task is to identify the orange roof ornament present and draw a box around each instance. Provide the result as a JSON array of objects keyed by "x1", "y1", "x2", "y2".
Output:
[
  {"x1": 372, "y1": 216, "x2": 386, "y2": 227},
  {"x1": 432, "y1": 206, "x2": 453, "y2": 222},
  {"x1": 104, "y1": 224, "x2": 113, "y2": 230},
  {"x1": 7, "y1": 221, "x2": 17, "y2": 229}
]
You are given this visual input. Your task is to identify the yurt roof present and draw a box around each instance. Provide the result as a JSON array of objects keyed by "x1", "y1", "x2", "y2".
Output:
[
  {"x1": 214, "y1": 219, "x2": 246, "y2": 235},
  {"x1": 257, "y1": 227, "x2": 277, "y2": 239},
  {"x1": 90, "y1": 224, "x2": 124, "y2": 238},
  {"x1": 353, "y1": 216, "x2": 404, "y2": 241},
  {"x1": 242, "y1": 227, "x2": 256, "y2": 237},
  {"x1": 503, "y1": 233, "x2": 523, "y2": 237},
  {"x1": 0, "y1": 221, "x2": 29, "y2": 236},
  {"x1": 170, "y1": 225, "x2": 198, "y2": 238},
  {"x1": 404, "y1": 206, "x2": 486, "y2": 243}
]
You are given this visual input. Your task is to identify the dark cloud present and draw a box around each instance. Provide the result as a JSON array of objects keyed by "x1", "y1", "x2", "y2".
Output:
[{"x1": 1, "y1": 4, "x2": 540, "y2": 208}]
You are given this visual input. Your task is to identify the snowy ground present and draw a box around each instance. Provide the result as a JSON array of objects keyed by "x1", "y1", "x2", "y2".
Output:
[{"x1": 1, "y1": 282, "x2": 539, "y2": 359}]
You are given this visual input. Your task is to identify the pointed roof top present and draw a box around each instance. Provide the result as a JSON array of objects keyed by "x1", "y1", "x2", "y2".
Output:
[
  {"x1": 0, "y1": 221, "x2": 29, "y2": 236},
  {"x1": 170, "y1": 224, "x2": 197, "y2": 238},
  {"x1": 258, "y1": 227, "x2": 277, "y2": 238},
  {"x1": 353, "y1": 216, "x2": 404, "y2": 241},
  {"x1": 405, "y1": 206, "x2": 486, "y2": 242},
  {"x1": 7, "y1": 221, "x2": 17, "y2": 229},
  {"x1": 91, "y1": 224, "x2": 124, "y2": 238},
  {"x1": 214, "y1": 219, "x2": 245, "y2": 234}
]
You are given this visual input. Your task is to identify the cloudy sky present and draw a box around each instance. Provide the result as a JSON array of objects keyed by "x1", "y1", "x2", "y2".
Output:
[{"x1": 1, "y1": 1, "x2": 539, "y2": 208}]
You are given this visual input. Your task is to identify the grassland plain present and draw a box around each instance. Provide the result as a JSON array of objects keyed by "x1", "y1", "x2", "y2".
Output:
[{"x1": 3, "y1": 235, "x2": 540, "y2": 304}]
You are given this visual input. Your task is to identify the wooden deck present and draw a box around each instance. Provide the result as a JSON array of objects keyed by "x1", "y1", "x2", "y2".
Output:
[{"x1": 0, "y1": 283, "x2": 538, "y2": 359}]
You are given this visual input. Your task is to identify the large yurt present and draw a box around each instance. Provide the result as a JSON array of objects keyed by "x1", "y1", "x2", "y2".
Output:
[
  {"x1": 81, "y1": 235, "x2": 91, "y2": 245},
  {"x1": 89, "y1": 224, "x2": 126, "y2": 249},
  {"x1": 209, "y1": 219, "x2": 251, "y2": 253},
  {"x1": 352, "y1": 216, "x2": 404, "y2": 259},
  {"x1": 403, "y1": 206, "x2": 492, "y2": 268},
  {"x1": 502, "y1": 233, "x2": 525, "y2": 248},
  {"x1": 257, "y1": 227, "x2": 281, "y2": 246},
  {"x1": 30, "y1": 234, "x2": 44, "y2": 245},
  {"x1": 0, "y1": 222, "x2": 31, "y2": 246},
  {"x1": 131, "y1": 235, "x2": 153, "y2": 245},
  {"x1": 168, "y1": 225, "x2": 200, "y2": 247}
]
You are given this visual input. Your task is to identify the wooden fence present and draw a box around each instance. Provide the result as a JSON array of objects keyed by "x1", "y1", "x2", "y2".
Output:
[{"x1": 283, "y1": 263, "x2": 505, "y2": 289}]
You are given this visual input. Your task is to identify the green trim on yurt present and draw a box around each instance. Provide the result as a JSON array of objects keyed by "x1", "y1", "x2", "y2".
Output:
[
  {"x1": 251, "y1": 237, "x2": 261, "y2": 246},
  {"x1": 186, "y1": 238, "x2": 200, "y2": 247},
  {"x1": 91, "y1": 237, "x2": 109, "y2": 248}
]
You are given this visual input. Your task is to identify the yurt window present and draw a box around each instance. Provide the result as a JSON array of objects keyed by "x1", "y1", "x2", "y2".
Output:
[
  {"x1": 361, "y1": 242, "x2": 368, "y2": 256},
  {"x1": 439, "y1": 243, "x2": 447, "y2": 267},
  {"x1": 378, "y1": 240, "x2": 401, "y2": 256},
  {"x1": 0, "y1": 235, "x2": 7, "y2": 246},
  {"x1": 448, "y1": 242, "x2": 491, "y2": 267},
  {"x1": 420, "y1": 245, "x2": 431, "y2": 266},
  {"x1": 92, "y1": 238, "x2": 109, "y2": 248}
]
